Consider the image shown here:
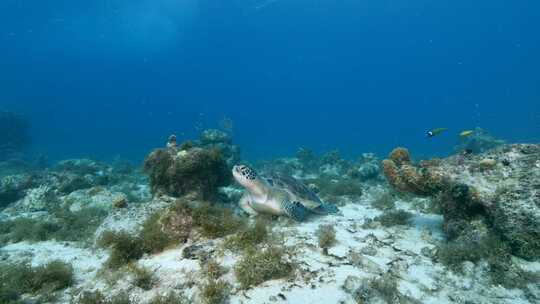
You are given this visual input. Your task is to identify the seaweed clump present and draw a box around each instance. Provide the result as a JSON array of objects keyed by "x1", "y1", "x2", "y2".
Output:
[
  {"x1": 352, "y1": 273, "x2": 411, "y2": 304},
  {"x1": 99, "y1": 199, "x2": 247, "y2": 269},
  {"x1": 201, "y1": 259, "x2": 227, "y2": 280},
  {"x1": 75, "y1": 291, "x2": 132, "y2": 304},
  {"x1": 370, "y1": 192, "x2": 396, "y2": 210},
  {"x1": 129, "y1": 265, "x2": 155, "y2": 290},
  {"x1": 316, "y1": 224, "x2": 337, "y2": 254},
  {"x1": 148, "y1": 292, "x2": 190, "y2": 304},
  {"x1": 373, "y1": 210, "x2": 414, "y2": 227},
  {"x1": 224, "y1": 218, "x2": 268, "y2": 252},
  {"x1": 191, "y1": 202, "x2": 245, "y2": 238},
  {"x1": 99, "y1": 212, "x2": 175, "y2": 269},
  {"x1": 0, "y1": 260, "x2": 73, "y2": 302},
  {"x1": 99, "y1": 231, "x2": 144, "y2": 269},
  {"x1": 200, "y1": 279, "x2": 230, "y2": 304},
  {"x1": 437, "y1": 231, "x2": 540, "y2": 288},
  {"x1": 234, "y1": 245, "x2": 295, "y2": 289},
  {"x1": 143, "y1": 144, "x2": 230, "y2": 200}
]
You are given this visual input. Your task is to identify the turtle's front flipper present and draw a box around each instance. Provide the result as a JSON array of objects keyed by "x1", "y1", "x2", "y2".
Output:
[
  {"x1": 312, "y1": 203, "x2": 339, "y2": 214},
  {"x1": 281, "y1": 201, "x2": 309, "y2": 222},
  {"x1": 239, "y1": 194, "x2": 258, "y2": 216}
]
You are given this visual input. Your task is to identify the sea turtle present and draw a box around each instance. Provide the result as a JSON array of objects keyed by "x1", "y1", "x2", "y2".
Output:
[{"x1": 232, "y1": 165, "x2": 338, "y2": 221}]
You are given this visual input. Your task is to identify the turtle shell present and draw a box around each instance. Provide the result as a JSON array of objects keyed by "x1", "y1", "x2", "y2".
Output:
[{"x1": 263, "y1": 172, "x2": 323, "y2": 210}]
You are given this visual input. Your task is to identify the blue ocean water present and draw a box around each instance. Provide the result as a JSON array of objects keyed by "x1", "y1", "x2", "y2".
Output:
[{"x1": 1, "y1": 0, "x2": 539, "y2": 162}]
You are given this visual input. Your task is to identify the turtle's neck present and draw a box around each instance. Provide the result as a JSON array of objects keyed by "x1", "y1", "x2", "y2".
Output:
[{"x1": 247, "y1": 177, "x2": 268, "y2": 199}]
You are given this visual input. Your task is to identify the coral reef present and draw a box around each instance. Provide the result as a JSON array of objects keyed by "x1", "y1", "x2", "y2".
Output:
[
  {"x1": 440, "y1": 144, "x2": 540, "y2": 260},
  {"x1": 384, "y1": 144, "x2": 540, "y2": 262},
  {"x1": 143, "y1": 142, "x2": 231, "y2": 199},
  {"x1": 1, "y1": 136, "x2": 539, "y2": 304},
  {"x1": 0, "y1": 111, "x2": 30, "y2": 161}
]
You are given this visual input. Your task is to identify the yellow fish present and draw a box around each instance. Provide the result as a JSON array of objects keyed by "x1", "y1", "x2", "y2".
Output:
[{"x1": 460, "y1": 130, "x2": 474, "y2": 137}]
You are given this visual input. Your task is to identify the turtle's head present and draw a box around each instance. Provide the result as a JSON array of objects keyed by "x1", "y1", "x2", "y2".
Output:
[{"x1": 233, "y1": 165, "x2": 265, "y2": 195}]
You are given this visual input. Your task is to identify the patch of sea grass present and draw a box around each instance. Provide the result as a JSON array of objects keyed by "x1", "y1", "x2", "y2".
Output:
[
  {"x1": 234, "y1": 245, "x2": 295, "y2": 289},
  {"x1": 373, "y1": 210, "x2": 413, "y2": 227},
  {"x1": 192, "y1": 202, "x2": 245, "y2": 238},
  {"x1": 223, "y1": 217, "x2": 269, "y2": 252},
  {"x1": 200, "y1": 279, "x2": 230, "y2": 304},
  {"x1": 0, "y1": 260, "x2": 73, "y2": 303}
]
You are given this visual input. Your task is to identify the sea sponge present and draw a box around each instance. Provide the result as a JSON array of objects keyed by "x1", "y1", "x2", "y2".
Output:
[
  {"x1": 382, "y1": 159, "x2": 399, "y2": 187},
  {"x1": 400, "y1": 164, "x2": 423, "y2": 190},
  {"x1": 382, "y1": 148, "x2": 448, "y2": 196},
  {"x1": 143, "y1": 145, "x2": 231, "y2": 199},
  {"x1": 389, "y1": 147, "x2": 410, "y2": 165}
]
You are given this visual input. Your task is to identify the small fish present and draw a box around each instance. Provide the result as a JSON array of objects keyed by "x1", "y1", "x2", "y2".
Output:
[
  {"x1": 460, "y1": 130, "x2": 474, "y2": 137},
  {"x1": 426, "y1": 128, "x2": 447, "y2": 138}
]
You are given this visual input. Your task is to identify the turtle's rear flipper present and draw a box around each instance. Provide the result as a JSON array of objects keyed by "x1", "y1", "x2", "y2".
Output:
[
  {"x1": 282, "y1": 201, "x2": 309, "y2": 221},
  {"x1": 313, "y1": 203, "x2": 339, "y2": 214}
]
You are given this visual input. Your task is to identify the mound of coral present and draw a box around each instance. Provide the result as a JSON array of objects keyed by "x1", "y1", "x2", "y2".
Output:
[
  {"x1": 383, "y1": 144, "x2": 540, "y2": 261},
  {"x1": 143, "y1": 145, "x2": 230, "y2": 200}
]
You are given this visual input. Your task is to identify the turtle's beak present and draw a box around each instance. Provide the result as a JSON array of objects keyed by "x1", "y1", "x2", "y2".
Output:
[{"x1": 232, "y1": 165, "x2": 242, "y2": 182}]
